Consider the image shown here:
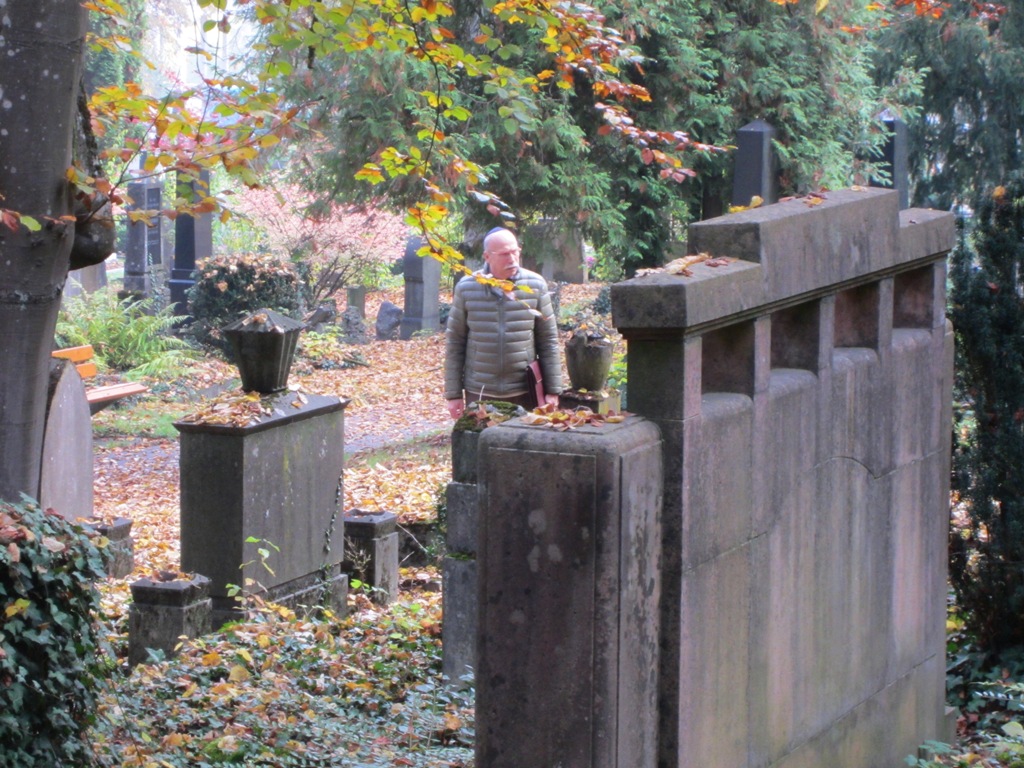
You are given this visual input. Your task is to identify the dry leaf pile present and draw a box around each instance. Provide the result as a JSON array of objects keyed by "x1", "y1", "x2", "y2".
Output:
[{"x1": 634, "y1": 252, "x2": 733, "y2": 278}]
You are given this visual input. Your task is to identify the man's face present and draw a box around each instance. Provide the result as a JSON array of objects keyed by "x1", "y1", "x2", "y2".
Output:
[{"x1": 484, "y1": 233, "x2": 521, "y2": 280}]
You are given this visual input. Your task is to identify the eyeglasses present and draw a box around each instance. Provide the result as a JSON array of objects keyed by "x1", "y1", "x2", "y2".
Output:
[{"x1": 488, "y1": 247, "x2": 520, "y2": 258}]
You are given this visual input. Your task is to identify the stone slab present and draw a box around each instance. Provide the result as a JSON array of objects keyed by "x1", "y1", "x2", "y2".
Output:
[{"x1": 39, "y1": 359, "x2": 93, "y2": 522}]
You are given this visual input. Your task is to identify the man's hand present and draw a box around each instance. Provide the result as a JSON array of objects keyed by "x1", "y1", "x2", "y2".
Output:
[{"x1": 447, "y1": 398, "x2": 466, "y2": 420}]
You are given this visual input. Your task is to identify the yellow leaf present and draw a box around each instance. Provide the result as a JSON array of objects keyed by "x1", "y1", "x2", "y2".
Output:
[
  {"x1": 201, "y1": 651, "x2": 223, "y2": 666},
  {"x1": 228, "y1": 664, "x2": 250, "y2": 682},
  {"x1": 4, "y1": 598, "x2": 30, "y2": 618},
  {"x1": 815, "y1": 0, "x2": 829, "y2": 13}
]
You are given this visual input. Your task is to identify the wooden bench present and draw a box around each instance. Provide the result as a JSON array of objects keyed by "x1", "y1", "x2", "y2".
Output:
[{"x1": 51, "y1": 345, "x2": 149, "y2": 415}]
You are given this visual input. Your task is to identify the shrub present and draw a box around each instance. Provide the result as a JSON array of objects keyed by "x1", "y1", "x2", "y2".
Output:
[
  {"x1": 949, "y1": 177, "x2": 1024, "y2": 654},
  {"x1": 55, "y1": 288, "x2": 197, "y2": 378},
  {"x1": 187, "y1": 253, "x2": 304, "y2": 353},
  {"x1": 0, "y1": 496, "x2": 107, "y2": 767}
]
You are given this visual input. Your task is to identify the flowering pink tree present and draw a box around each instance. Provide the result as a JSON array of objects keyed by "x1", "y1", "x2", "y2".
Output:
[{"x1": 232, "y1": 182, "x2": 411, "y2": 305}]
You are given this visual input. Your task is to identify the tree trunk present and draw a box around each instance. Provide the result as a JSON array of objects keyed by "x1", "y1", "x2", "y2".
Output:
[{"x1": 0, "y1": 1, "x2": 86, "y2": 501}]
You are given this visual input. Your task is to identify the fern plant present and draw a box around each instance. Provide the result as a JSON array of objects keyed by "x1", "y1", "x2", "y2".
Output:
[{"x1": 55, "y1": 288, "x2": 197, "y2": 378}]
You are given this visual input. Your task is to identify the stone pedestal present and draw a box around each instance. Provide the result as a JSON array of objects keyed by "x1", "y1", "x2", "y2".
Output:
[
  {"x1": 128, "y1": 574, "x2": 211, "y2": 666},
  {"x1": 476, "y1": 416, "x2": 663, "y2": 768},
  {"x1": 175, "y1": 393, "x2": 348, "y2": 627},
  {"x1": 343, "y1": 509, "x2": 399, "y2": 603}
]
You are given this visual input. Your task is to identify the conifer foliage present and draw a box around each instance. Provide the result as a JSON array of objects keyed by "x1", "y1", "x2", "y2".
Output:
[{"x1": 949, "y1": 177, "x2": 1024, "y2": 654}]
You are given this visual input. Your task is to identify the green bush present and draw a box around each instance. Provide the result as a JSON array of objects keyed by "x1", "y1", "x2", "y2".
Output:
[
  {"x1": 55, "y1": 288, "x2": 197, "y2": 378},
  {"x1": 949, "y1": 176, "x2": 1024, "y2": 654},
  {"x1": 0, "y1": 496, "x2": 108, "y2": 767},
  {"x1": 187, "y1": 253, "x2": 305, "y2": 353}
]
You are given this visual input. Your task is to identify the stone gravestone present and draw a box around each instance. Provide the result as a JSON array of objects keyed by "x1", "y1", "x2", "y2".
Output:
[
  {"x1": 732, "y1": 118, "x2": 778, "y2": 208},
  {"x1": 347, "y1": 285, "x2": 367, "y2": 318},
  {"x1": 175, "y1": 394, "x2": 349, "y2": 627},
  {"x1": 123, "y1": 178, "x2": 162, "y2": 299},
  {"x1": 169, "y1": 171, "x2": 212, "y2": 318},
  {"x1": 376, "y1": 300, "x2": 404, "y2": 340},
  {"x1": 522, "y1": 220, "x2": 585, "y2": 283},
  {"x1": 400, "y1": 236, "x2": 442, "y2": 339},
  {"x1": 869, "y1": 109, "x2": 910, "y2": 210},
  {"x1": 38, "y1": 359, "x2": 93, "y2": 523},
  {"x1": 341, "y1": 307, "x2": 370, "y2": 344}
]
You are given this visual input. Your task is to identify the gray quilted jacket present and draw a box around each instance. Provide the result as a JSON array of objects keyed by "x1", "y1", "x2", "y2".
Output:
[{"x1": 444, "y1": 267, "x2": 563, "y2": 401}]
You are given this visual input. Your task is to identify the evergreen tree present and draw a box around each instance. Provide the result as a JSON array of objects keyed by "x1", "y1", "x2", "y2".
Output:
[
  {"x1": 874, "y1": 0, "x2": 1024, "y2": 211},
  {"x1": 949, "y1": 177, "x2": 1024, "y2": 653}
]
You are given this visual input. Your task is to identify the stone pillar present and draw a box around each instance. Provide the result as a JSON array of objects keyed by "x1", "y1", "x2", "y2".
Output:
[
  {"x1": 400, "y1": 236, "x2": 442, "y2": 339},
  {"x1": 732, "y1": 118, "x2": 778, "y2": 208},
  {"x1": 169, "y1": 171, "x2": 212, "y2": 318},
  {"x1": 442, "y1": 428, "x2": 480, "y2": 684},
  {"x1": 475, "y1": 416, "x2": 663, "y2": 768},
  {"x1": 174, "y1": 393, "x2": 348, "y2": 627}
]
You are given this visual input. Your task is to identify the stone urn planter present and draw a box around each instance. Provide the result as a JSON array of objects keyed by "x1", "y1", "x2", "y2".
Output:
[
  {"x1": 565, "y1": 330, "x2": 614, "y2": 392},
  {"x1": 222, "y1": 308, "x2": 305, "y2": 393}
]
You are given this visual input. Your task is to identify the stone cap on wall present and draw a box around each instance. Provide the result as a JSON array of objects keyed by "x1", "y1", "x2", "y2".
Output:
[{"x1": 611, "y1": 188, "x2": 955, "y2": 333}]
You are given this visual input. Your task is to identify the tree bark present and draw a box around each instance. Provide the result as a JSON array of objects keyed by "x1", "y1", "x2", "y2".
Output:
[{"x1": 0, "y1": 0, "x2": 87, "y2": 501}]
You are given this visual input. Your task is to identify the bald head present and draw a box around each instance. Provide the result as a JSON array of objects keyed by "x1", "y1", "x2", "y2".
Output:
[{"x1": 483, "y1": 229, "x2": 521, "y2": 280}]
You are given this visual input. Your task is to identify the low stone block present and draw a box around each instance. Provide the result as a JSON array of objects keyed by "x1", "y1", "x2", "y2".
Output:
[
  {"x1": 90, "y1": 517, "x2": 134, "y2": 579},
  {"x1": 343, "y1": 509, "x2": 399, "y2": 604},
  {"x1": 128, "y1": 574, "x2": 211, "y2": 666}
]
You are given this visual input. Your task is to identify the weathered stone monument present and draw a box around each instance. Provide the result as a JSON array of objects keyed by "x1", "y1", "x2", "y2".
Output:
[
  {"x1": 174, "y1": 311, "x2": 348, "y2": 626},
  {"x1": 470, "y1": 187, "x2": 954, "y2": 768},
  {"x1": 612, "y1": 187, "x2": 954, "y2": 767},
  {"x1": 169, "y1": 171, "x2": 212, "y2": 318},
  {"x1": 123, "y1": 178, "x2": 164, "y2": 299},
  {"x1": 400, "y1": 236, "x2": 442, "y2": 339}
]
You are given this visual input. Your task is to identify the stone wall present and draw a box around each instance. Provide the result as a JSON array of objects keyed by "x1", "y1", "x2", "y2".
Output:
[{"x1": 610, "y1": 188, "x2": 954, "y2": 767}]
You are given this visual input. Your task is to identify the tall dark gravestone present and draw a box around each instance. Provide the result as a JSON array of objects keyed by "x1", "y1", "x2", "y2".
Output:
[
  {"x1": 399, "y1": 236, "x2": 441, "y2": 340},
  {"x1": 869, "y1": 110, "x2": 910, "y2": 210},
  {"x1": 124, "y1": 179, "x2": 164, "y2": 298},
  {"x1": 170, "y1": 171, "x2": 213, "y2": 318},
  {"x1": 731, "y1": 118, "x2": 778, "y2": 209}
]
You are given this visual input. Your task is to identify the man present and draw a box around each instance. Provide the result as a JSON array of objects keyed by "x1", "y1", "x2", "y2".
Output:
[{"x1": 444, "y1": 228, "x2": 562, "y2": 419}]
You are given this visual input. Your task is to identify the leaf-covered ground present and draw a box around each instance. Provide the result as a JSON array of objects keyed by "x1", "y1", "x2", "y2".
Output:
[{"x1": 87, "y1": 284, "x2": 607, "y2": 766}]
